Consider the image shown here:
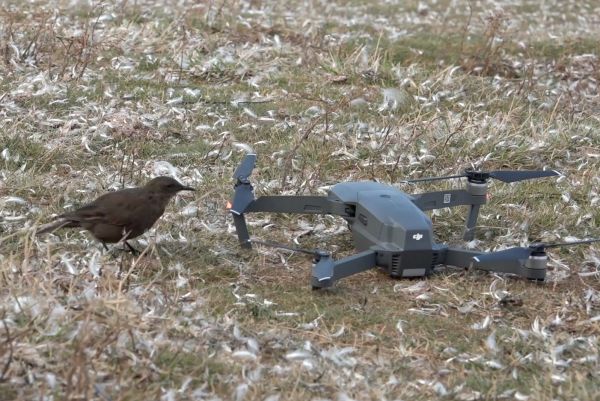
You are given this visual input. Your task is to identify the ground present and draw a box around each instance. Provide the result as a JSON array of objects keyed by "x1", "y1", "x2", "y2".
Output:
[{"x1": 0, "y1": 0, "x2": 599, "y2": 400}]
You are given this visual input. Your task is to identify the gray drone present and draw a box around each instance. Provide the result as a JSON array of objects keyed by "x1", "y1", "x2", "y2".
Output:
[{"x1": 229, "y1": 154, "x2": 599, "y2": 289}]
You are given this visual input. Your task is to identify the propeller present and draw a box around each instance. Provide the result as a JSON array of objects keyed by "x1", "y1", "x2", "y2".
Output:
[
  {"x1": 483, "y1": 169, "x2": 559, "y2": 183},
  {"x1": 233, "y1": 153, "x2": 257, "y2": 182},
  {"x1": 402, "y1": 168, "x2": 560, "y2": 184},
  {"x1": 473, "y1": 238, "x2": 600, "y2": 266},
  {"x1": 528, "y1": 238, "x2": 600, "y2": 250},
  {"x1": 230, "y1": 154, "x2": 257, "y2": 214}
]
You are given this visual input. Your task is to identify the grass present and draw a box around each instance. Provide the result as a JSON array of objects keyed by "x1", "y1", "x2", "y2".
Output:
[{"x1": 1, "y1": 0, "x2": 600, "y2": 400}]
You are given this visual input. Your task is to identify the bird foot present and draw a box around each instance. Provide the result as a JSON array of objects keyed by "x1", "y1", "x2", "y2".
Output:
[
  {"x1": 102, "y1": 241, "x2": 141, "y2": 256},
  {"x1": 124, "y1": 241, "x2": 140, "y2": 256}
]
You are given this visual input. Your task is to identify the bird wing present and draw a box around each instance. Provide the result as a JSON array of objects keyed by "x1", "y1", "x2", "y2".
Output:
[
  {"x1": 59, "y1": 203, "x2": 111, "y2": 223},
  {"x1": 60, "y1": 188, "x2": 145, "y2": 228}
]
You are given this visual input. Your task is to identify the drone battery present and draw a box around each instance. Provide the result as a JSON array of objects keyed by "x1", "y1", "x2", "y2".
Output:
[{"x1": 381, "y1": 250, "x2": 435, "y2": 278}]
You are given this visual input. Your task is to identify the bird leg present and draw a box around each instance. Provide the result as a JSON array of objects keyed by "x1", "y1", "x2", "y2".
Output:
[
  {"x1": 124, "y1": 241, "x2": 140, "y2": 256},
  {"x1": 102, "y1": 242, "x2": 110, "y2": 252}
]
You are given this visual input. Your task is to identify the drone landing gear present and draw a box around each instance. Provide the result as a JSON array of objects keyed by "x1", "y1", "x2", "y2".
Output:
[
  {"x1": 463, "y1": 204, "x2": 482, "y2": 241},
  {"x1": 311, "y1": 250, "x2": 377, "y2": 289}
]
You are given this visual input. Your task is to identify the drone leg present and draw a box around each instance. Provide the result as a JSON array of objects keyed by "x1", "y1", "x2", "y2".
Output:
[
  {"x1": 311, "y1": 250, "x2": 377, "y2": 289},
  {"x1": 232, "y1": 213, "x2": 252, "y2": 249},
  {"x1": 463, "y1": 204, "x2": 481, "y2": 241}
]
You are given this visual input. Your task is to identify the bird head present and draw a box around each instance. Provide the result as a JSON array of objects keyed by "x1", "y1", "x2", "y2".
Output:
[{"x1": 145, "y1": 176, "x2": 195, "y2": 195}]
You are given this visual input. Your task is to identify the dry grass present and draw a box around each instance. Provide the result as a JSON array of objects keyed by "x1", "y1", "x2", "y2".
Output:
[{"x1": 1, "y1": 0, "x2": 599, "y2": 400}]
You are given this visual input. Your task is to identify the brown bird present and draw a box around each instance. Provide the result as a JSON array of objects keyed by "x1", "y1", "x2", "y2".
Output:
[{"x1": 36, "y1": 176, "x2": 194, "y2": 253}]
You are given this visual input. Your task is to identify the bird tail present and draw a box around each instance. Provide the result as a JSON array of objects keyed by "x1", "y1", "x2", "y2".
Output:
[{"x1": 36, "y1": 218, "x2": 77, "y2": 235}]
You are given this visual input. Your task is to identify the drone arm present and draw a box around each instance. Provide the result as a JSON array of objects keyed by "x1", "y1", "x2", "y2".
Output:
[
  {"x1": 332, "y1": 250, "x2": 378, "y2": 281},
  {"x1": 472, "y1": 255, "x2": 546, "y2": 280},
  {"x1": 312, "y1": 250, "x2": 378, "y2": 289},
  {"x1": 443, "y1": 247, "x2": 483, "y2": 268},
  {"x1": 443, "y1": 247, "x2": 546, "y2": 280},
  {"x1": 412, "y1": 181, "x2": 488, "y2": 240},
  {"x1": 246, "y1": 196, "x2": 352, "y2": 217},
  {"x1": 231, "y1": 196, "x2": 352, "y2": 249},
  {"x1": 411, "y1": 189, "x2": 485, "y2": 211}
]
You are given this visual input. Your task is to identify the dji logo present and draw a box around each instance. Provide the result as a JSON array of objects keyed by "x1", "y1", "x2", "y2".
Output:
[{"x1": 412, "y1": 233, "x2": 423, "y2": 241}]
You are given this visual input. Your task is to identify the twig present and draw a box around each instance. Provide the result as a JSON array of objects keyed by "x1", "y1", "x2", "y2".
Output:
[
  {"x1": 0, "y1": 311, "x2": 13, "y2": 382},
  {"x1": 459, "y1": 1, "x2": 474, "y2": 57},
  {"x1": 76, "y1": 4, "x2": 104, "y2": 80},
  {"x1": 280, "y1": 115, "x2": 323, "y2": 188}
]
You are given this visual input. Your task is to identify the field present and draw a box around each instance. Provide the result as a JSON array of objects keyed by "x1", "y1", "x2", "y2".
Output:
[{"x1": 1, "y1": 0, "x2": 599, "y2": 400}]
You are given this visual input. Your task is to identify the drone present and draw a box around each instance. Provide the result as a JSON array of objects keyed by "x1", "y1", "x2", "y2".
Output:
[{"x1": 229, "y1": 154, "x2": 599, "y2": 289}]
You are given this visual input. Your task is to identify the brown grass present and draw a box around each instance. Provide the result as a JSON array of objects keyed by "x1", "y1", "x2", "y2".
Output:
[{"x1": 1, "y1": 0, "x2": 599, "y2": 400}]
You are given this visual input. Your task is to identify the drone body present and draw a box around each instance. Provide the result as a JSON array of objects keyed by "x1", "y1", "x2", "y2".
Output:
[
  {"x1": 328, "y1": 181, "x2": 441, "y2": 278},
  {"x1": 229, "y1": 154, "x2": 596, "y2": 289}
]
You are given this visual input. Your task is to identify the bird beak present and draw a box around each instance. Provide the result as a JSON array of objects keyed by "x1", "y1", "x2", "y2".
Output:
[{"x1": 179, "y1": 186, "x2": 195, "y2": 191}]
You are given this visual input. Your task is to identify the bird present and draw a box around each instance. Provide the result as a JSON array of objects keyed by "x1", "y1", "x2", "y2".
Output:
[{"x1": 36, "y1": 176, "x2": 194, "y2": 253}]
